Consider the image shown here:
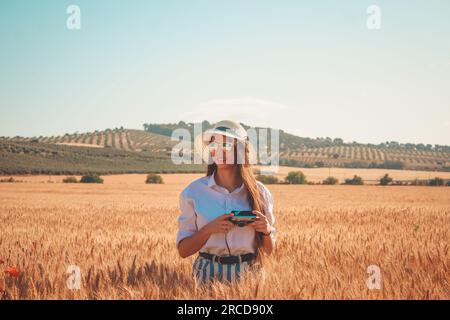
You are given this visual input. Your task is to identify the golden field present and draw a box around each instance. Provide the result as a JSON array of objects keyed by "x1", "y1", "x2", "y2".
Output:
[{"x1": 0, "y1": 171, "x2": 449, "y2": 299}]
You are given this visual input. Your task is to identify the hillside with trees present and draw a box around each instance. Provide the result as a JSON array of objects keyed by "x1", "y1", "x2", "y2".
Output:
[{"x1": 1, "y1": 121, "x2": 449, "y2": 174}]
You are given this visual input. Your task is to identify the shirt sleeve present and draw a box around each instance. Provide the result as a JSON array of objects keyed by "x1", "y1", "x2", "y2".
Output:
[
  {"x1": 258, "y1": 183, "x2": 276, "y2": 242},
  {"x1": 176, "y1": 192, "x2": 198, "y2": 247}
]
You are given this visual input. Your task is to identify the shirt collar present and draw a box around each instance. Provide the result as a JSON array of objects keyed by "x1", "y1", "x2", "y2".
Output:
[
  {"x1": 207, "y1": 171, "x2": 217, "y2": 188},
  {"x1": 208, "y1": 170, "x2": 245, "y2": 194}
]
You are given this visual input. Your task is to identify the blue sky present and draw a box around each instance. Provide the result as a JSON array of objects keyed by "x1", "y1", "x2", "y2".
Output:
[{"x1": 0, "y1": 0, "x2": 449, "y2": 145}]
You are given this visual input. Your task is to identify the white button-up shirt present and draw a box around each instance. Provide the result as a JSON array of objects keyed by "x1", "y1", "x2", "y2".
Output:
[{"x1": 176, "y1": 171, "x2": 276, "y2": 256}]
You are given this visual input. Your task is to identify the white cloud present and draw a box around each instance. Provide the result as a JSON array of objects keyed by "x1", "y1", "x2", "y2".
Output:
[{"x1": 180, "y1": 97, "x2": 296, "y2": 128}]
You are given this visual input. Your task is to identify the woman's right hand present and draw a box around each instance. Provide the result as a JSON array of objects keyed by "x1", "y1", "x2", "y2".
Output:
[
  {"x1": 200, "y1": 213, "x2": 235, "y2": 236},
  {"x1": 178, "y1": 213, "x2": 235, "y2": 258}
]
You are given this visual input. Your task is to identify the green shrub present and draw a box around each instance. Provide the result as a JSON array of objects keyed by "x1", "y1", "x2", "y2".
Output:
[
  {"x1": 0, "y1": 177, "x2": 16, "y2": 183},
  {"x1": 285, "y1": 171, "x2": 307, "y2": 184},
  {"x1": 379, "y1": 160, "x2": 405, "y2": 170},
  {"x1": 314, "y1": 161, "x2": 325, "y2": 168},
  {"x1": 146, "y1": 173, "x2": 163, "y2": 184},
  {"x1": 80, "y1": 173, "x2": 104, "y2": 184},
  {"x1": 344, "y1": 161, "x2": 368, "y2": 169},
  {"x1": 323, "y1": 176, "x2": 339, "y2": 185},
  {"x1": 62, "y1": 176, "x2": 78, "y2": 183},
  {"x1": 379, "y1": 174, "x2": 393, "y2": 186},
  {"x1": 256, "y1": 174, "x2": 279, "y2": 184},
  {"x1": 344, "y1": 175, "x2": 364, "y2": 185},
  {"x1": 428, "y1": 177, "x2": 444, "y2": 186}
]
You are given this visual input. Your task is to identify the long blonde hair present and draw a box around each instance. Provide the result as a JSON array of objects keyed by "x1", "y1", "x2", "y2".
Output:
[{"x1": 206, "y1": 138, "x2": 266, "y2": 265}]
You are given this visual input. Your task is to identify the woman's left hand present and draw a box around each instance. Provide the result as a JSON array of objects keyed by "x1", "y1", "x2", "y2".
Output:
[{"x1": 248, "y1": 210, "x2": 271, "y2": 235}]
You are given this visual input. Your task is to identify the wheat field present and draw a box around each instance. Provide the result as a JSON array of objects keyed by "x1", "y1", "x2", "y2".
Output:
[{"x1": 0, "y1": 173, "x2": 449, "y2": 299}]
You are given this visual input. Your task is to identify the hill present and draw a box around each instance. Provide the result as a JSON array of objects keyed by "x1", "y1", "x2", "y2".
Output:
[
  {"x1": 0, "y1": 129, "x2": 201, "y2": 175},
  {"x1": 142, "y1": 121, "x2": 450, "y2": 171},
  {"x1": 1, "y1": 122, "x2": 449, "y2": 175}
]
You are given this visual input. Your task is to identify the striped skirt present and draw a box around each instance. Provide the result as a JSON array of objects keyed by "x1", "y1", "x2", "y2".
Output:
[{"x1": 192, "y1": 255, "x2": 253, "y2": 284}]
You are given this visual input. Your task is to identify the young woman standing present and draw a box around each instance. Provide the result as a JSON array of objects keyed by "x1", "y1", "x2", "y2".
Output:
[{"x1": 176, "y1": 120, "x2": 276, "y2": 284}]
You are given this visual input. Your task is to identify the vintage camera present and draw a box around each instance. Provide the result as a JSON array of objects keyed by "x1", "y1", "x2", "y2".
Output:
[{"x1": 229, "y1": 210, "x2": 257, "y2": 227}]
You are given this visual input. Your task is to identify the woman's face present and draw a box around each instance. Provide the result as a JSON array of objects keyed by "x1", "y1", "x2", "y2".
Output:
[{"x1": 208, "y1": 134, "x2": 236, "y2": 168}]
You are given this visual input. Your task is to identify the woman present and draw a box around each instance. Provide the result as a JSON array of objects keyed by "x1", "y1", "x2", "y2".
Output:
[{"x1": 176, "y1": 120, "x2": 276, "y2": 284}]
